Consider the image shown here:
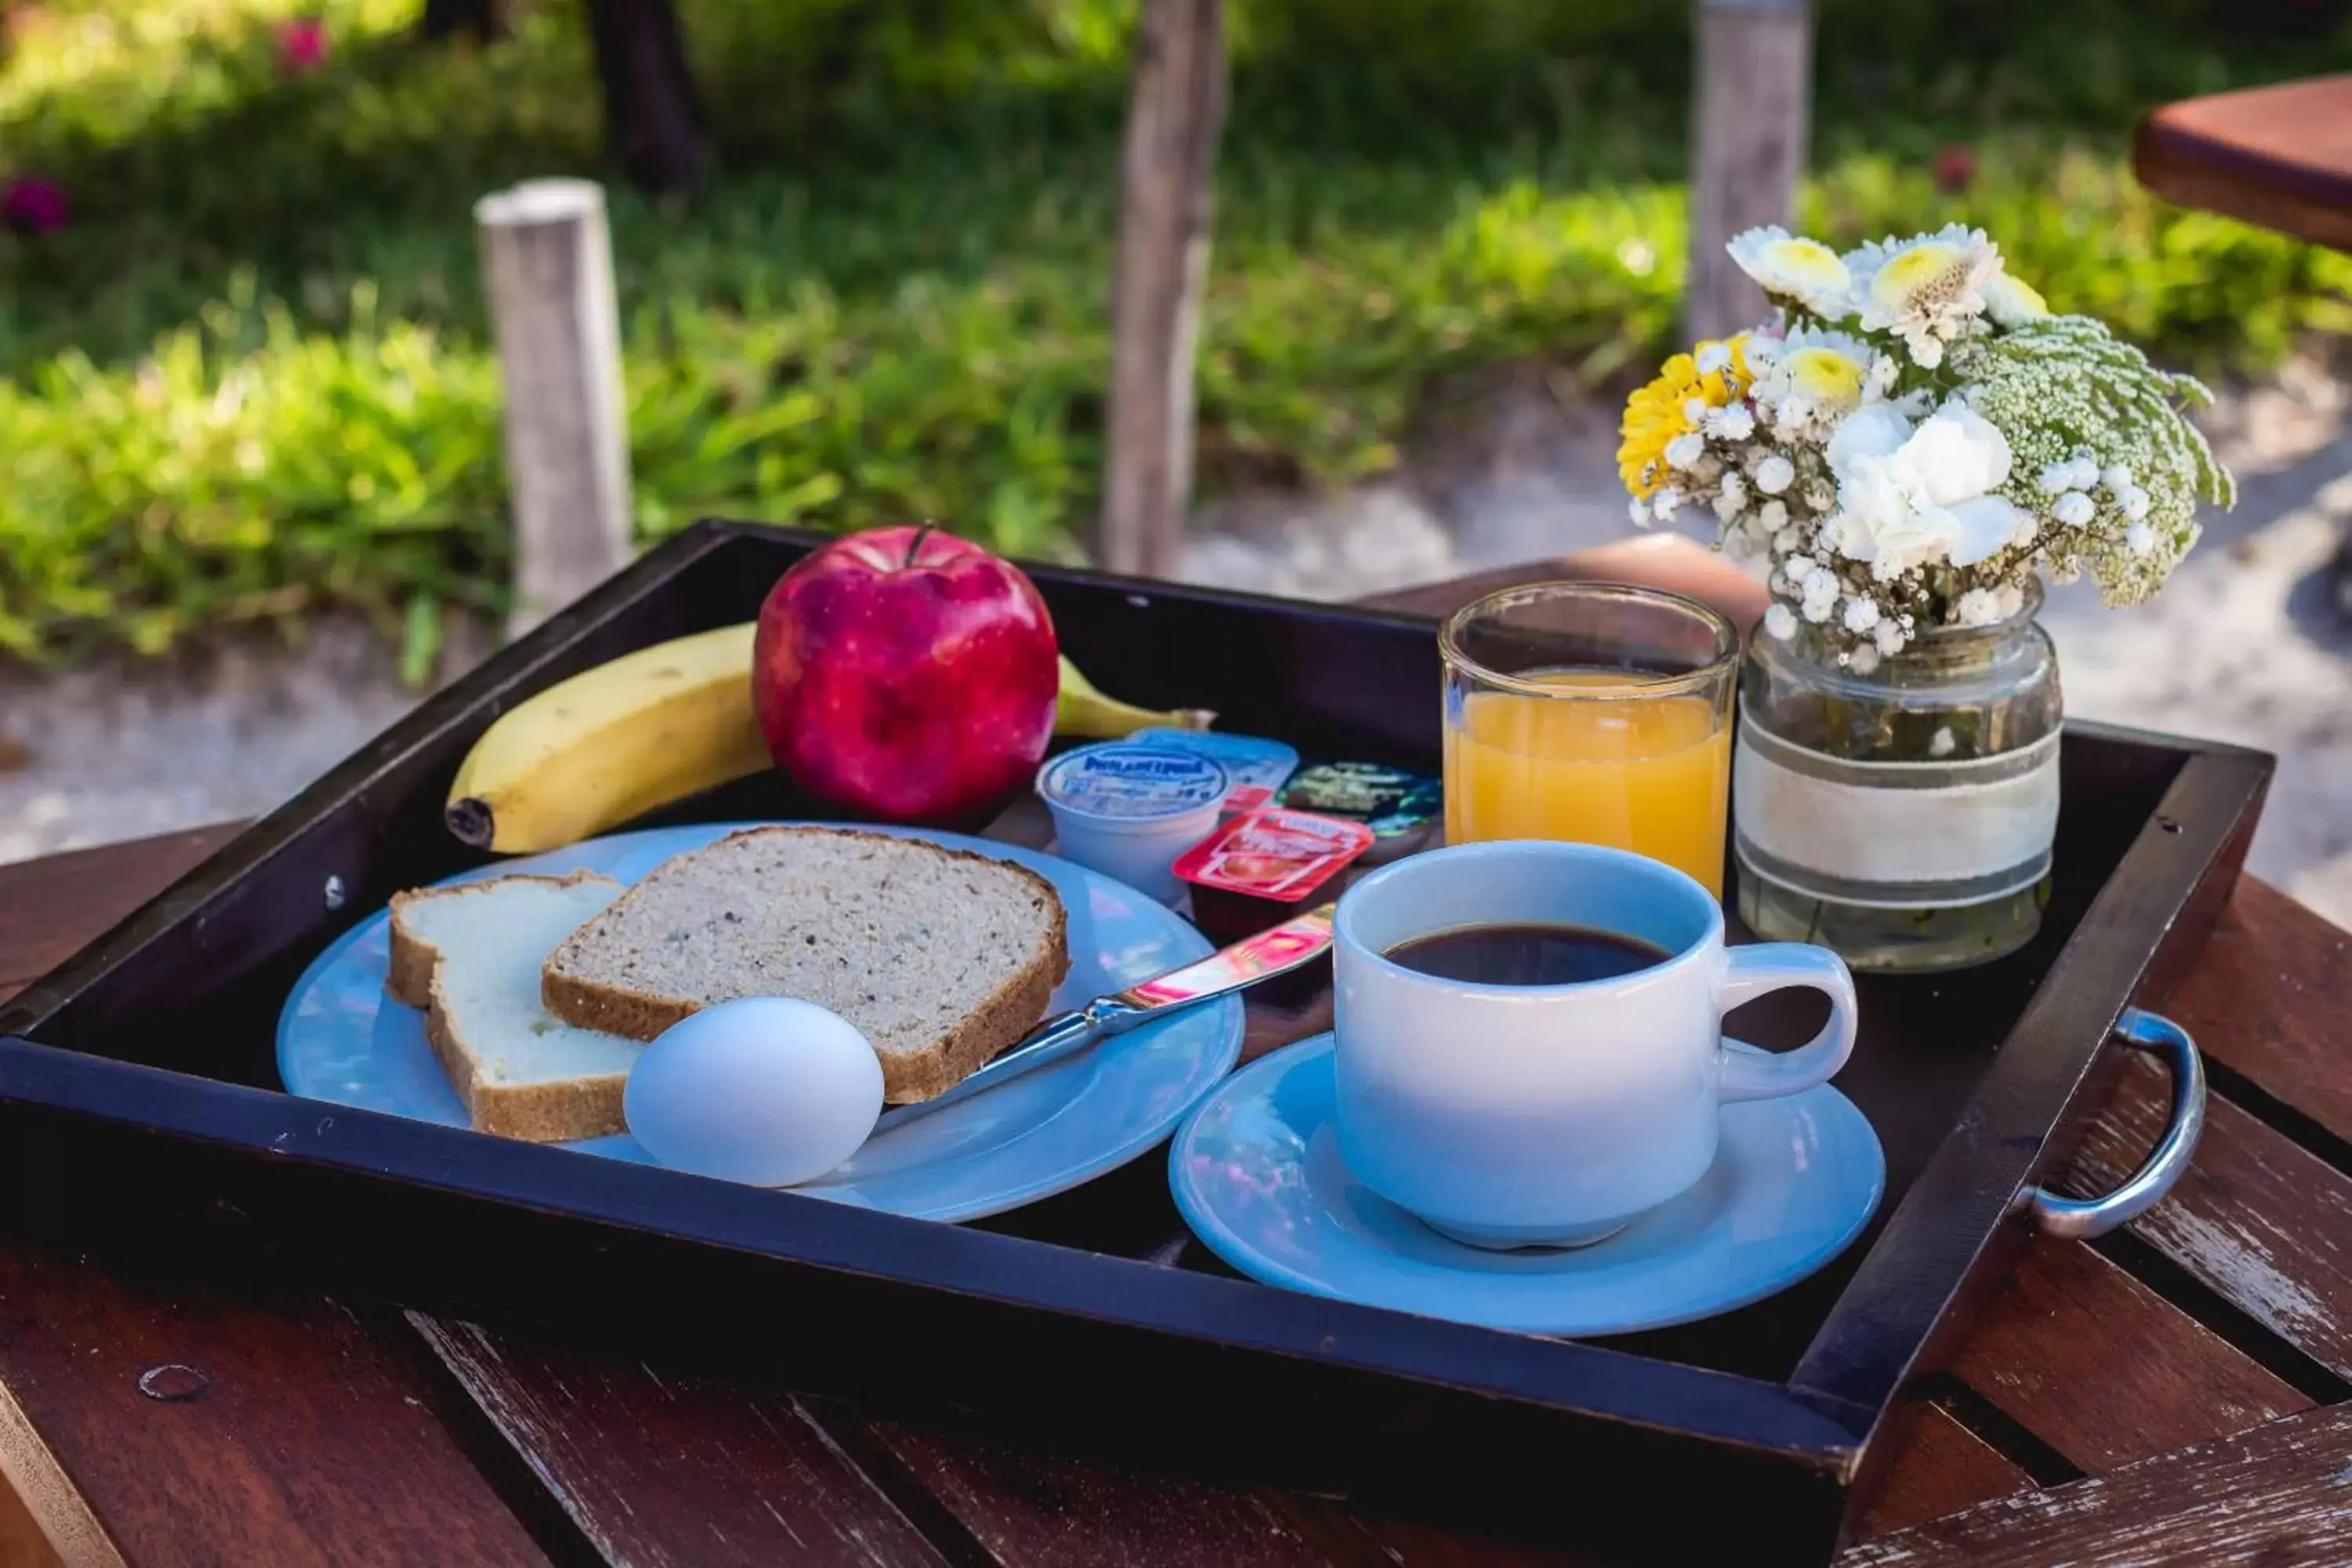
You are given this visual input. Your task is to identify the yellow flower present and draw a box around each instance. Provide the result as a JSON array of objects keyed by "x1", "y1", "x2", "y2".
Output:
[
  {"x1": 1618, "y1": 336, "x2": 1751, "y2": 497},
  {"x1": 1982, "y1": 270, "x2": 2049, "y2": 328}
]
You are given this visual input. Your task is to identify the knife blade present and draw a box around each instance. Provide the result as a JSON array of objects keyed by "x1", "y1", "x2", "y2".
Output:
[{"x1": 871, "y1": 903, "x2": 1336, "y2": 1133}]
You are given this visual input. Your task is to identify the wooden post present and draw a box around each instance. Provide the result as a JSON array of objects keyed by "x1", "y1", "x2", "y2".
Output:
[
  {"x1": 1099, "y1": 0, "x2": 1227, "y2": 578},
  {"x1": 1686, "y1": 0, "x2": 1812, "y2": 344},
  {"x1": 475, "y1": 179, "x2": 635, "y2": 637}
]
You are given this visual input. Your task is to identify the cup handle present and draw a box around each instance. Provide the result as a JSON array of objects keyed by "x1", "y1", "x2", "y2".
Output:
[{"x1": 1716, "y1": 944, "x2": 1859, "y2": 1105}]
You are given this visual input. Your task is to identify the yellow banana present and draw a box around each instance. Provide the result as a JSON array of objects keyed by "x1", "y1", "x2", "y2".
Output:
[
  {"x1": 445, "y1": 625, "x2": 1215, "y2": 852},
  {"x1": 446, "y1": 622, "x2": 772, "y2": 853},
  {"x1": 1055, "y1": 654, "x2": 1214, "y2": 739}
]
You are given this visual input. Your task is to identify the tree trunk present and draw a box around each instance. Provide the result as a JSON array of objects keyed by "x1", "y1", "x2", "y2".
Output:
[
  {"x1": 1098, "y1": 0, "x2": 1228, "y2": 578},
  {"x1": 579, "y1": 0, "x2": 707, "y2": 194},
  {"x1": 1686, "y1": 0, "x2": 1812, "y2": 344}
]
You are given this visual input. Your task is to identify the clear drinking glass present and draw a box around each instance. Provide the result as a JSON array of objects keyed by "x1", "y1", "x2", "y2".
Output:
[{"x1": 1440, "y1": 582, "x2": 1741, "y2": 898}]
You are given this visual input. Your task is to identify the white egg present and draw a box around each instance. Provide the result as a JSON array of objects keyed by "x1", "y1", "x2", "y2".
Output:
[{"x1": 623, "y1": 998, "x2": 884, "y2": 1186}]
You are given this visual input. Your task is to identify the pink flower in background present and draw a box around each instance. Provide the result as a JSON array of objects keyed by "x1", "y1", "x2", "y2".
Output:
[
  {"x1": 2, "y1": 178, "x2": 67, "y2": 235},
  {"x1": 278, "y1": 15, "x2": 328, "y2": 72},
  {"x1": 1933, "y1": 143, "x2": 1977, "y2": 195}
]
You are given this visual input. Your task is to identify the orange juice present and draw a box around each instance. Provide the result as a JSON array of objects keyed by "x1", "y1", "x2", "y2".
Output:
[{"x1": 1443, "y1": 668, "x2": 1731, "y2": 895}]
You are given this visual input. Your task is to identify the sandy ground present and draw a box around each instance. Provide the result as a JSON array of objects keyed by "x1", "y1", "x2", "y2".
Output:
[{"x1": 5, "y1": 357, "x2": 2350, "y2": 928}]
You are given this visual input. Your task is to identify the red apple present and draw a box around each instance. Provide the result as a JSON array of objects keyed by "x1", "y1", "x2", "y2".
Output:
[{"x1": 753, "y1": 525, "x2": 1060, "y2": 824}]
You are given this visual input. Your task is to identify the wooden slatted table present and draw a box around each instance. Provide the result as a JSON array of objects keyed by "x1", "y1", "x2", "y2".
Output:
[{"x1": 3, "y1": 554, "x2": 2350, "y2": 1566}]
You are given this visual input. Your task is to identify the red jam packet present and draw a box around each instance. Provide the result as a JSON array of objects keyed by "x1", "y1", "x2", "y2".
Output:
[{"x1": 1173, "y1": 807, "x2": 1375, "y2": 904}]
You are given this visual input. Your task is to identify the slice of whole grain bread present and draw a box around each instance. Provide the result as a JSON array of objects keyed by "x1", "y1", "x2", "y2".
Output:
[
  {"x1": 540, "y1": 826, "x2": 1069, "y2": 1103},
  {"x1": 387, "y1": 871, "x2": 636, "y2": 1142}
]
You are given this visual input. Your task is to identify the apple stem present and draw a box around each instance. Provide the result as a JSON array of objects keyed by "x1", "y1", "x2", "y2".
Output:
[{"x1": 903, "y1": 524, "x2": 935, "y2": 568}]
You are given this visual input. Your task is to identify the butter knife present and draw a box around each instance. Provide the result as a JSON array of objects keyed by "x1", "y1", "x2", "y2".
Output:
[{"x1": 873, "y1": 904, "x2": 1336, "y2": 1133}]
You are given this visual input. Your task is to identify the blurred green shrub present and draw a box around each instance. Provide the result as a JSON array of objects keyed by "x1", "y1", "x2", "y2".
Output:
[{"x1": 0, "y1": 0, "x2": 2345, "y2": 670}]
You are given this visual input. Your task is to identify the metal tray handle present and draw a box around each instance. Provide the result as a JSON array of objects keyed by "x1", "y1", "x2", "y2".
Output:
[{"x1": 2027, "y1": 1008, "x2": 2205, "y2": 1240}]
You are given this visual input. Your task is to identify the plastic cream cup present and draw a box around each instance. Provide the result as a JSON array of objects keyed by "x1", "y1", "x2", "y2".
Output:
[{"x1": 1036, "y1": 743, "x2": 1229, "y2": 904}]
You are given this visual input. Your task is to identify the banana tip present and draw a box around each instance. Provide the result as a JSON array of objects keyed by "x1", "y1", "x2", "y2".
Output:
[
  {"x1": 445, "y1": 797, "x2": 497, "y2": 849},
  {"x1": 1171, "y1": 708, "x2": 1217, "y2": 731}
]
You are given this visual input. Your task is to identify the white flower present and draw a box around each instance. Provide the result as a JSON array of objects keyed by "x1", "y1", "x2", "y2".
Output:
[
  {"x1": 1755, "y1": 455, "x2": 1796, "y2": 495},
  {"x1": 2009, "y1": 512, "x2": 2038, "y2": 547},
  {"x1": 1628, "y1": 495, "x2": 1650, "y2": 528},
  {"x1": 1844, "y1": 225, "x2": 2002, "y2": 367},
  {"x1": 1664, "y1": 432, "x2": 1706, "y2": 470},
  {"x1": 2103, "y1": 463, "x2": 2134, "y2": 492},
  {"x1": 1652, "y1": 485, "x2": 1682, "y2": 516},
  {"x1": 1759, "y1": 499, "x2": 1789, "y2": 532},
  {"x1": 1981, "y1": 270, "x2": 2049, "y2": 328},
  {"x1": 1873, "y1": 620, "x2": 1907, "y2": 656},
  {"x1": 1683, "y1": 397, "x2": 1708, "y2": 425},
  {"x1": 1929, "y1": 726, "x2": 1957, "y2": 757},
  {"x1": 1826, "y1": 399, "x2": 2021, "y2": 575},
  {"x1": 1870, "y1": 354, "x2": 1901, "y2": 394},
  {"x1": 1706, "y1": 405, "x2": 1757, "y2": 442},
  {"x1": 1754, "y1": 328, "x2": 1872, "y2": 421},
  {"x1": 1847, "y1": 643, "x2": 1882, "y2": 675},
  {"x1": 1955, "y1": 588, "x2": 2004, "y2": 626},
  {"x1": 2053, "y1": 491, "x2": 2096, "y2": 528},
  {"x1": 1842, "y1": 597, "x2": 1881, "y2": 633},
  {"x1": 1773, "y1": 524, "x2": 1801, "y2": 552},
  {"x1": 1694, "y1": 342, "x2": 1733, "y2": 375},
  {"x1": 2069, "y1": 456, "x2": 2100, "y2": 490},
  {"x1": 1719, "y1": 470, "x2": 1748, "y2": 507},
  {"x1": 2121, "y1": 487, "x2": 2151, "y2": 521},
  {"x1": 1783, "y1": 554, "x2": 1820, "y2": 581},
  {"x1": 1726, "y1": 227, "x2": 1855, "y2": 318},
  {"x1": 2127, "y1": 521, "x2": 2156, "y2": 555},
  {"x1": 2038, "y1": 462, "x2": 2076, "y2": 495},
  {"x1": 1763, "y1": 603, "x2": 1798, "y2": 641},
  {"x1": 1800, "y1": 568, "x2": 1840, "y2": 623}
]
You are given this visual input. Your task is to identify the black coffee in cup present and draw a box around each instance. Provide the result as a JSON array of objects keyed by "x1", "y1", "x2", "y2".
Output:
[{"x1": 1385, "y1": 923, "x2": 1668, "y2": 986}]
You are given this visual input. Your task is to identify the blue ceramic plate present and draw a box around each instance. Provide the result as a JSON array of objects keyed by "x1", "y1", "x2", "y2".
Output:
[
  {"x1": 1170, "y1": 1034, "x2": 1883, "y2": 1336},
  {"x1": 279, "y1": 822, "x2": 1243, "y2": 1222}
]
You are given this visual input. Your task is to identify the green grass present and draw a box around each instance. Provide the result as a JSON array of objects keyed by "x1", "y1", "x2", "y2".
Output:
[{"x1": 2, "y1": 0, "x2": 2348, "y2": 667}]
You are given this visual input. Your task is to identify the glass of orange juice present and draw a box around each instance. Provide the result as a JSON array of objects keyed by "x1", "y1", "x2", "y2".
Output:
[{"x1": 1440, "y1": 582, "x2": 1740, "y2": 897}]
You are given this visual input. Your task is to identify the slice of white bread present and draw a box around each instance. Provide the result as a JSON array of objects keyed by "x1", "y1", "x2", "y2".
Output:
[
  {"x1": 541, "y1": 826, "x2": 1070, "y2": 1103},
  {"x1": 387, "y1": 872, "x2": 637, "y2": 1142}
]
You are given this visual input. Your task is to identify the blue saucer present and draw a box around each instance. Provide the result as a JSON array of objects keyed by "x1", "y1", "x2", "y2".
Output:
[
  {"x1": 1169, "y1": 1035, "x2": 1883, "y2": 1336},
  {"x1": 279, "y1": 822, "x2": 1243, "y2": 1223}
]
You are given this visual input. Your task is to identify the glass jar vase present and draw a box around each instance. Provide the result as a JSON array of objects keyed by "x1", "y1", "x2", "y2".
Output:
[{"x1": 1733, "y1": 583, "x2": 2062, "y2": 972}]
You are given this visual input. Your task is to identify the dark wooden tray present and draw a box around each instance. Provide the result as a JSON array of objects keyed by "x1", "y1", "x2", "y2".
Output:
[{"x1": 0, "y1": 521, "x2": 2273, "y2": 1564}]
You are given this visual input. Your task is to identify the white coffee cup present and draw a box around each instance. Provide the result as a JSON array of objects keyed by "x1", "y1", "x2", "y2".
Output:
[{"x1": 1332, "y1": 840, "x2": 1857, "y2": 1250}]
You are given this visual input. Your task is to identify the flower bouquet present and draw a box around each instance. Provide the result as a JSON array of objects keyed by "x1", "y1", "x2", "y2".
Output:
[{"x1": 1620, "y1": 225, "x2": 2236, "y2": 970}]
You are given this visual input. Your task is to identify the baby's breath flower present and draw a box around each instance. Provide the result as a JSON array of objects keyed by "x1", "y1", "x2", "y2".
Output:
[
  {"x1": 2103, "y1": 463, "x2": 2134, "y2": 492},
  {"x1": 1842, "y1": 597, "x2": 1881, "y2": 633},
  {"x1": 1706, "y1": 405, "x2": 1756, "y2": 441},
  {"x1": 1755, "y1": 456, "x2": 1795, "y2": 495},
  {"x1": 2053, "y1": 492, "x2": 2095, "y2": 527},
  {"x1": 2121, "y1": 487, "x2": 2150, "y2": 521},
  {"x1": 2038, "y1": 462, "x2": 2074, "y2": 495},
  {"x1": 1846, "y1": 643, "x2": 1882, "y2": 675},
  {"x1": 1694, "y1": 343, "x2": 1733, "y2": 375},
  {"x1": 1929, "y1": 726, "x2": 1958, "y2": 757},
  {"x1": 1763, "y1": 603, "x2": 1798, "y2": 641},
  {"x1": 1873, "y1": 621, "x2": 1907, "y2": 656},
  {"x1": 1955, "y1": 587, "x2": 2003, "y2": 626},
  {"x1": 1653, "y1": 485, "x2": 1682, "y2": 515},
  {"x1": 1759, "y1": 499, "x2": 1789, "y2": 532},
  {"x1": 1773, "y1": 524, "x2": 1801, "y2": 552},
  {"x1": 1664, "y1": 432, "x2": 1705, "y2": 470},
  {"x1": 2127, "y1": 521, "x2": 2155, "y2": 556},
  {"x1": 1628, "y1": 495, "x2": 1650, "y2": 527}
]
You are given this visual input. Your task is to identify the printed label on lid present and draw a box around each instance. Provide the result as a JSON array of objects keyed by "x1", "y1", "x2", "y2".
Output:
[
  {"x1": 1039, "y1": 744, "x2": 1229, "y2": 819},
  {"x1": 1174, "y1": 808, "x2": 1375, "y2": 901}
]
